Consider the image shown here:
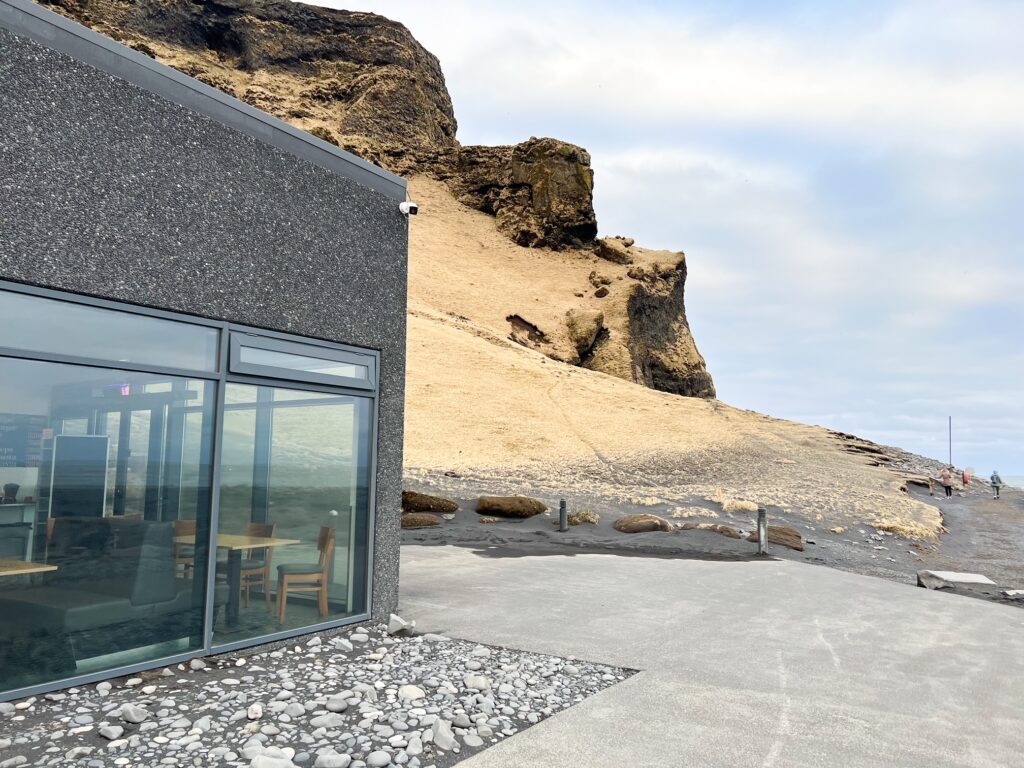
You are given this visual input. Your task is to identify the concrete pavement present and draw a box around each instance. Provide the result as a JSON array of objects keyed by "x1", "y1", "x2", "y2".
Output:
[{"x1": 399, "y1": 545, "x2": 1024, "y2": 768}]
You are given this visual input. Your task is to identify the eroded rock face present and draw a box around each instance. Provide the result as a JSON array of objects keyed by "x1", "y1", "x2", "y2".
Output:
[
  {"x1": 626, "y1": 257, "x2": 717, "y2": 398},
  {"x1": 447, "y1": 139, "x2": 597, "y2": 249},
  {"x1": 565, "y1": 309, "x2": 605, "y2": 361},
  {"x1": 38, "y1": 0, "x2": 457, "y2": 173}
]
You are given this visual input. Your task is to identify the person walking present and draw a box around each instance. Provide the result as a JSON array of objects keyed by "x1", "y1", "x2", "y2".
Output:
[
  {"x1": 991, "y1": 470, "x2": 1003, "y2": 499},
  {"x1": 939, "y1": 467, "x2": 954, "y2": 498}
]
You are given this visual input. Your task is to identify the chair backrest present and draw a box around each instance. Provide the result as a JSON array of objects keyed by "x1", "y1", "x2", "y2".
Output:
[
  {"x1": 173, "y1": 519, "x2": 197, "y2": 538},
  {"x1": 246, "y1": 522, "x2": 276, "y2": 539},
  {"x1": 317, "y1": 526, "x2": 335, "y2": 568},
  {"x1": 246, "y1": 522, "x2": 275, "y2": 561}
]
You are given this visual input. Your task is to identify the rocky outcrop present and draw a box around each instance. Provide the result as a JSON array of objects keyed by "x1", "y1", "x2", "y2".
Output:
[
  {"x1": 42, "y1": 0, "x2": 595, "y2": 248},
  {"x1": 444, "y1": 139, "x2": 597, "y2": 249},
  {"x1": 626, "y1": 256, "x2": 716, "y2": 398},
  {"x1": 496, "y1": 237, "x2": 715, "y2": 397},
  {"x1": 565, "y1": 309, "x2": 605, "y2": 360},
  {"x1": 38, "y1": 0, "x2": 457, "y2": 173},
  {"x1": 595, "y1": 236, "x2": 635, "y2": 265}
]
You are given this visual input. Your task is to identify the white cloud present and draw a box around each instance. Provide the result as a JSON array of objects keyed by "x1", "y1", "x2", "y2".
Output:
[{"x1": 316, "y1": 0, "x2": 1024, "y2": 146}]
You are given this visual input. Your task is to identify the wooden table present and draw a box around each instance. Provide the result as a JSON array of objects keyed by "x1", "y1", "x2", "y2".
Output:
[
  {"x1": 0, "y1": 559, "x2": 57, "y2": 577},
  {"x1": 176, "y1": 534, "x2": 299, "y2": 627}
]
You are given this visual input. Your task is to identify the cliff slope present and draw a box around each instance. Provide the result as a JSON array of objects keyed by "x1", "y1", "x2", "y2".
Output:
[
  {"x1": 36, "y1": 0, "x2": 714, "y2": 398},
  {"x1": 25, "y1": 0, "x2": 947, "y2": 556}
]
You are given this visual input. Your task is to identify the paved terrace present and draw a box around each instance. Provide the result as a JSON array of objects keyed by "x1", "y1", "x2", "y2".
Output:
[{"x1": 399, "y1": 545, "x2": 1024, "y2": 768}]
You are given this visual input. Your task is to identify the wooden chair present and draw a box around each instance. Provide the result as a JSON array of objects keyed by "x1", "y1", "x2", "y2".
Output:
[
  {"x1": 172, "y1": 519, "x2": 197, "y2": 577},
  {"x1": 240, "y1": 522, "x2": 276, "y2": 609},
  {"x1": 276, "y1": 526, "x2": 334, "y2": 623}
]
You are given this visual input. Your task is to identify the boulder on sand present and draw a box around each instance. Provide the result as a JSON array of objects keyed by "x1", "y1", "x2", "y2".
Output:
[
  {"x1": 401, "y1": 512, "x2": 441, "y2": 528},
  {"x1": 402, "y1": 490, "x2": 458, "y2": 515},
  {"x1": 475, "y1": 496, "x2": 547, "y2": 518},
  {"x1": 747, "y1": 525, "x2": 804, "y2": 551},
  {"x1": 595, "y1": 236, "x2": 635, "y2": 265},
  {"x1": 613, "y1": 514, "x2": 673, "y2": 533}
]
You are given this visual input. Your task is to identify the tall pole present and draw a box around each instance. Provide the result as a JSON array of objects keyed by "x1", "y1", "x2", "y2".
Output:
[{"x1": 948, "y1": 416, "x2": 952, "y2": 467}]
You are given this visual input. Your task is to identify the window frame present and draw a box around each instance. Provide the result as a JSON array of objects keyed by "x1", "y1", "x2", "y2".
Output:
[
  {"x1": 0, "y1": 280, "x2": 382, "y2": 701},
  {"x1": 229, "y1": 333, "x2": 377, "y2": 390}
]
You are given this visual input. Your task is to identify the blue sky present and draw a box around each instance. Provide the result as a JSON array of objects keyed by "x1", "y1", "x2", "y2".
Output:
[{"x1": 324, "y1": 0, "x2": 1024, "y2": 474}]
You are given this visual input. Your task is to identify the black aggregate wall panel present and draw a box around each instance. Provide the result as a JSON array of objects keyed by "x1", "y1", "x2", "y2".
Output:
[{"x1": 0, "y1": 24, "x2": 407, "y2": 619}]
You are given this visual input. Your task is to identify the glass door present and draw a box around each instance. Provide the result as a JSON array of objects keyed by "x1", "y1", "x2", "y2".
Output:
[{"x1": 212, "y1": 382, "x2": 371, "y2": 645}]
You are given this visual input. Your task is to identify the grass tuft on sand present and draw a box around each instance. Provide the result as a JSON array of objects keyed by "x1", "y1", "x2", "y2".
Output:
[
  {"x1": 550, "y1": 509, "x2": 600, "y2": 526},
  {"x1": 712, "y1": 490, "x2": 759, "y2": 515}
]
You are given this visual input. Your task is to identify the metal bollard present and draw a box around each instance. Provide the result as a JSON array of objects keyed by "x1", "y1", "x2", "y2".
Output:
[
  {"x1": 756, "y1": 508, "x2": 768, "y2": 555},
  {"x1": 558, "y1": 499, "x2": 568, "y2": 532}
]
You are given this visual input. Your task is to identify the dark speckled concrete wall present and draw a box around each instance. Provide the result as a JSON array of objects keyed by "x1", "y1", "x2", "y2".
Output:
[{"x1": 0, "y1": 25, "x2": 406, "y2": 619}]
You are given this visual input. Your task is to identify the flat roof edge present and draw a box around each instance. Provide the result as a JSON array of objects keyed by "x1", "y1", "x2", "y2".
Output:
[{"x1": 0, "y1": 0, "x2": 408, "y2": 201}]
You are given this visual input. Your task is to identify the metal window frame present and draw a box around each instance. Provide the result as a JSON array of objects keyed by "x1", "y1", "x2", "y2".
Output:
[
  {"x1": 0, "y1": 280, "x2": 382, "y2": 702},
  {"x1": 229, "y1": 333, "x2": 377, "y2": 390}
]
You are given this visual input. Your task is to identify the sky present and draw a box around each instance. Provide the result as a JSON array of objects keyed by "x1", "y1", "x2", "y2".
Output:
[{"x1": 319, "y1": 0, "x2": 1023, "y2": 475}]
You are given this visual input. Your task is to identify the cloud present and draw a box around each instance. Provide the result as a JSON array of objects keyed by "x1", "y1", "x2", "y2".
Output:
[{"x1": 323, "y1": 0, "x2": 1024, "y2": 146}]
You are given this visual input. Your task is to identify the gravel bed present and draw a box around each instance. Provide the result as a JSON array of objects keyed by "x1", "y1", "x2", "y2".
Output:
[{"x1": 0, "y1": 619, "x2": 631, "y2": 768}]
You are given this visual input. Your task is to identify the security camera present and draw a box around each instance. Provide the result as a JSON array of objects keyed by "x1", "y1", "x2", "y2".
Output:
[{"x1": 399, "y1": 201, "x2": 419, "y2": 216}]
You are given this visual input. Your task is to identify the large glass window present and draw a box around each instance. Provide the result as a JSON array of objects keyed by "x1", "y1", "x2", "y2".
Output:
[
  {"x1": 0, "y1": 286, "x2": 379, "y2": 697},
  {"x1": 0, "y1": 358, "x2": 215, "y2": 691},
  {"x1": 213, "y1": 382, "x2": 371, "y2": 644},
  {"x1": 0, "y1": 291, "x2": 219, "y2": 372}
]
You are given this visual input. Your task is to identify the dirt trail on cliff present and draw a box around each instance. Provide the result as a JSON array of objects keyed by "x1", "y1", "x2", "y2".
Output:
[{"x1": 404, "y1": 176, "x2": 942, "y2": 541}]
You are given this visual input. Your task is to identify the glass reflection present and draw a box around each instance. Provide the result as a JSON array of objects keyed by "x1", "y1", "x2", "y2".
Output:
[
  {"x1": 213, "y1": 383, "x2": 370, "y2": 643},
  {"x1": 0, "y1": 358, "x2": 214, "y2": 691}
]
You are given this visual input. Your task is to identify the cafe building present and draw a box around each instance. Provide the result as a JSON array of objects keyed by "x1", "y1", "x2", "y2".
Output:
[{"x1": 0, "y1": 0, "x2": 407, "y2": 699}]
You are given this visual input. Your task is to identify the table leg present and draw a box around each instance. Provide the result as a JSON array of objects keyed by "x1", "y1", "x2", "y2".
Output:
[{"x1": 226, "y1": 549, "x2": 242, "y2": 628}]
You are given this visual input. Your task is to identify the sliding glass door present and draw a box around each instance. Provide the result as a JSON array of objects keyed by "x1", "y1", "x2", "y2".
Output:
[{"x1": 212, "y1": 382, "x2": 371, "y2": 645}]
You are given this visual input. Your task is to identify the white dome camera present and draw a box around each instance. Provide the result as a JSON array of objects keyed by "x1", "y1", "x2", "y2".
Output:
[{"x1": 399, "y1": 201, "x2": 419, "y2": 216}]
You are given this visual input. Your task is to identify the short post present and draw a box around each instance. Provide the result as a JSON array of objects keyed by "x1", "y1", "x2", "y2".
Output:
[
  {"x1": 756, "y1": 508, "x2": 768, "y2": 555},
  {"x1": 558, "y1": 499, "x2": 568, "y2": 532}
]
